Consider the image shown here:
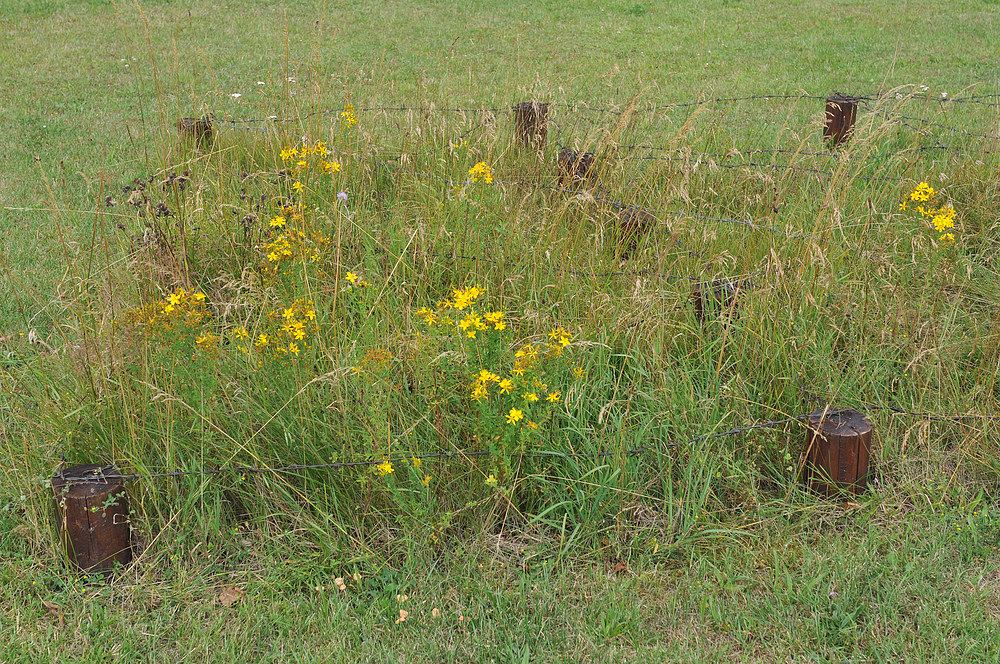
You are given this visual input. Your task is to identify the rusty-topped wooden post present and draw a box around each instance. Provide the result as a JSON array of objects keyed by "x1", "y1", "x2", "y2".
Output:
[
  {"x1": 824, "y1": 93, "x2": 858, "y2": 147},
  {"x1": 804, "y1": 409, "x2": 873, "y2": 495},
  {"x1": 512, "y1": 101, "x2": 549, "y2": 148},
  {"x1": 52, "y1": 464, "x2": 133, "y2": 573}
]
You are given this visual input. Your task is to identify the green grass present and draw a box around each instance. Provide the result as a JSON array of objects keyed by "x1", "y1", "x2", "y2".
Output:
[{"x1": 2, "y1": 1, "x2": 1000, "y2": 662}]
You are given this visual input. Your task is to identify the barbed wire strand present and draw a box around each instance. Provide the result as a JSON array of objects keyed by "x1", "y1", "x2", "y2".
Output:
[{"x1": 51, "y1": 406, "x2": 1000, "y2": 483}]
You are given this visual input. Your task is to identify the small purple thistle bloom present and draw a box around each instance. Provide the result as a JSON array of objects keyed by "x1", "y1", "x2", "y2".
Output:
[{"x1": 337, "y1": 191, "x2": 348, "y2": 202}]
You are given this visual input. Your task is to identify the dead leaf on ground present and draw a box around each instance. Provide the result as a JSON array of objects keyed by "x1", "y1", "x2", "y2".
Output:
[
  {"x1": 218, "y1": 586, "x2": 244, "y2": 607},
  {"x1": 612, "y1": 561, "x2": 628, "y2": 575},
  {"x1": 41, "y1": 600, "x2": 64, "y2": 626}
]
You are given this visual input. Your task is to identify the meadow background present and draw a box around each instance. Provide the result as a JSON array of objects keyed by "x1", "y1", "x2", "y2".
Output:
[{"x1": 1, "y1": 0, "x2": 1000, "y2": 661}]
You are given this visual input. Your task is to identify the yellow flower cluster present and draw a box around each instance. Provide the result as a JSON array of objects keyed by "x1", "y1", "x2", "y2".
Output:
[
  {"x1": 345, "y1": 271, "x2": 371, "y2": 288},
  {"x1": 280, "y1": 141, "x2": 341, "y2": 175},
  {"x1": 908, "y1": 182, "x2": 935, "y2": 202},
  {"x1": 195, "y1": 331, "x2": 221, "y2": 350},
  {"x1": 416, "y1": 286, "x2": 504, "y2": 339},
  {"x1": 340, "y1": 104, "x2": 358, "y2": 128},
  {"x1": 468, "y1": 328, "x2": 572, "y2": 429},
  {"x1": 468, "y1": 162, "x2": 493, "y2": 184},
  {"x1": 131, "y1": 288, "x2": 210, "y2": 332},
  {"x1": 930, "y1": 207, "x2": 956, "y2": 234},
  {"x1": 128, "y1": 288, "x2": 224, "y2": 354},
  {"x1": 262, "y1": 204, "x2": 331, "y2": 272},
  {"x1": 903, "y1": 182, "x2": 957, "y2": 244},
  {"x1": 251, "y1": 299, "x2": 318, "y2": 357}
]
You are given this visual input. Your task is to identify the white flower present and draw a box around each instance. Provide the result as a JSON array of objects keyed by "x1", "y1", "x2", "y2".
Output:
[
  {"x1": 256, "y1": 81, "x2": 265, "y2": 86},
  {"x1": 231, "y1": 93, "x2": 242, "y2": 98}
]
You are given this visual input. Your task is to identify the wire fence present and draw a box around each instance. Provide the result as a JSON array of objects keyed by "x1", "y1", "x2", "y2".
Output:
[
  {"x1": 52, "y1": 404, "x2": 1000, "y2": 483},
  {"x1": 60, "y1": 91, "x2": 996, "y2": 486},
  {"x1": 225, "y1": 91, "x2": 1000, "y2": 125}
]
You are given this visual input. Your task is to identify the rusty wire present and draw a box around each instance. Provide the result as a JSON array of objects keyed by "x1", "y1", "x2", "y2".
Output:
[{"x1": 51, "y1": 406, "x2": 1000, "y2": 483}]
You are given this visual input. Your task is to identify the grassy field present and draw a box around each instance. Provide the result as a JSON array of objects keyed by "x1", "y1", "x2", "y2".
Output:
[{"x1": 2, "y1": 1, "x2": 1000, "y2": 662}]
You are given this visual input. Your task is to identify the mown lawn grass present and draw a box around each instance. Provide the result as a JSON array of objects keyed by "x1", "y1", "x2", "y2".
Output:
[{"x1": 1, "y1": 1, "x2": 999, "y2": 662}]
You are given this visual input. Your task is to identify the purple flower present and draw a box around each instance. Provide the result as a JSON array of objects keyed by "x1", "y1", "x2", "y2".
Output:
[{"x1": 337, "y1": 191, "x2": 348, "y2": 202}]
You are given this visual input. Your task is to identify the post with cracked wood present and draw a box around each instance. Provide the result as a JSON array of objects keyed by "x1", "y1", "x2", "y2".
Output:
[
  {"x1": 804, "y1": 408, "x2": 873, "y2": 495},
  {"x1": 512, "y1": 101, "x2": 549, "y2": 149},
  {"x1": 51, "y1": 464, "x2": 133, "y2": 573},
  {"x1": 824, "y1": 93, "x2": 858, "y2": 147}
]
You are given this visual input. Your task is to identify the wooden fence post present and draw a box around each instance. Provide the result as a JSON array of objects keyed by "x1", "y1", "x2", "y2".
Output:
[
  {"x1": 557, "y1": 147, "x2": 597, "y2": 186},
  {"x1": 616, "y1": 206, "x2": 657, "y2": 259},
  {"x1": 804, "y1": 409, "x2": 873, "y2": 495},
  {"x1": 177, "y1": 115, "x2": 213, "y2": 148},
  {"x1": 693, "y1": 278, "x2": 739, "y2": 321},
  {"x1": 52, "y1": 464, "x2": 133, "y2": 573},
  {"x1": 512, "y1": 101, "x2": 549, "y2": 148},
  {"x1": 824, "y1": 93, "x2": 858, "y2": 147}
]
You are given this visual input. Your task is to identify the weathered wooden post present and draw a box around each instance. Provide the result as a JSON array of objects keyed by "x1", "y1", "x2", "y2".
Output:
[
  {"x1": 512, "y1": 101, "x2": 549, "y2": 148},
  {"x1": 693, "y1": 278, "x2": 739, "y2": 321},
  {"x1": 51, "y1": 464, "x2": 133, "y2": 573},
  {"x1": 824, "y1": 93, "x2": 858, "y2": 147},
  {"x1": 557, "y1": 147, "x2": 596, "y2": 186},
  {"x1": 177, "y1": 115, "x2": 213, "y2": 148},
  {"x1": 804, "y1": 408, "x2": 873, "y2": 495},
  {"x1": 616, "y1": 206, "x2": 657, "y2": 258}
]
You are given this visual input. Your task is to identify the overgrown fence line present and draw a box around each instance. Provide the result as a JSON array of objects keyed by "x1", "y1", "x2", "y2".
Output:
[
  {"x1": 49, "y1": 405, "x2": 1000, "y2": 484},
  {"x1": 223, "y1": 91, "x2": 1000, "y2": 125}
]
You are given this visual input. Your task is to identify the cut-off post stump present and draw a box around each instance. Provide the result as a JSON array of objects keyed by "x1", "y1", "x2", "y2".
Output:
[
  {"x1": 177, "y1": 115, "x2": 213, "y2": 148},
  {"x1": 616, "y1": 206, "x2": 658, "y2": 259},
  {"x1": 824, "y1": 92, "x2": 858, "y2": 147},
  {"x1": 693, "y1": 277, "x2": 741, "y2": 321},
  {"x1": 557, "y1": 147, "x2": 596, "y2": 186},
  {"x1": 52, "y1": 464, "x2": 133, "y2": 573},
  {"x1": 512, "y1": 101, "x2": 549, "y2": 149},
  {"x1": 804, "y1": 408, "x2": 873, "y2": 496}
]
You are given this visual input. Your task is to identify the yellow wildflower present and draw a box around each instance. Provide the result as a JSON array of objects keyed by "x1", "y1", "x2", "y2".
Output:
[{"x1": 506, "y1": 408, "x2": 524, "y2": 425}]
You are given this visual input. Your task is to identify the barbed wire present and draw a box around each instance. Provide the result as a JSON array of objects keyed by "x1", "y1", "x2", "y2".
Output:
[
  {"x1": 222, "y1": 90, "x2": 1000, "y2": 126},
  {"x1": 51, "y1": 405, "x2": 1000, "y2": 483},
  {"x1": 361, "y1": 149, "x2": 845, "y2": 248}
]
